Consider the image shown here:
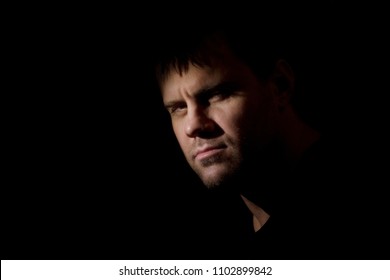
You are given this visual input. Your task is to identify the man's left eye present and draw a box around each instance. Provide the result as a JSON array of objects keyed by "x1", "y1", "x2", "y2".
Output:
[{"x1": 209, "y1": 91, "x2": 230, "y2": 102}]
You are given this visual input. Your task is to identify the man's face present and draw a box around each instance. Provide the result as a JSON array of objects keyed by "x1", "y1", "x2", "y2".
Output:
[{"x1": 160, "y1": 50, "x2": 279, "y2": 188}]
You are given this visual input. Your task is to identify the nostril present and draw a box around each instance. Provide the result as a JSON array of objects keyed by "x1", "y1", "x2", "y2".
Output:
[
  {"x1": 202, "y1": 121, "x2": 214, "y2": 131},
  {"x1": 186, "y1": 119, "x2": 213, "y2": 138}
]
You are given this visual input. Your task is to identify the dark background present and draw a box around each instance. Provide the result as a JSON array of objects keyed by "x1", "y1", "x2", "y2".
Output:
[{"x1": 4, "y1": 6, "x2": 388, "y2": 259}]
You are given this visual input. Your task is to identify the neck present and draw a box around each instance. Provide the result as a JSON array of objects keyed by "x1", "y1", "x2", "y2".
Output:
[{"x1": 240, "y1": 194, "x2": 270, "y2": 232}]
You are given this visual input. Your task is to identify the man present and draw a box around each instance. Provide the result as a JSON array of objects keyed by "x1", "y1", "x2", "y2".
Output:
[{"x1": 152, "y1": 23, "x2": 377, "y2": 259}]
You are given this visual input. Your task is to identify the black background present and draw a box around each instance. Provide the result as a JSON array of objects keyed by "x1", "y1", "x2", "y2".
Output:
[{"x1": 4, "y1": 5, "x2": 388, "y2": 260}]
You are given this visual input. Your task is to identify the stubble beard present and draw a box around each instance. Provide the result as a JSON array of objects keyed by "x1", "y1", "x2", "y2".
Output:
[
  {"x1": 199, "y1": 153, "x2": 224, "y2": 168},
  {"x1": 194, "y1": 152, "x2": 243, "y2": 190},
  {"x1": 192, "y1": 138, "x2": 265, "y2": 190}
]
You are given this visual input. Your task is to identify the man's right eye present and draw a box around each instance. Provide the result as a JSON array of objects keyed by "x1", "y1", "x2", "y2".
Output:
[{"x1": 168, "y1": 104, "x2": 187, "y2": 114}]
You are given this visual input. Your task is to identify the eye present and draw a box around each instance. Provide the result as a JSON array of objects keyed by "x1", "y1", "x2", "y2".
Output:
[
  {"x1": 205, "y1": 83, "x2": 239, "y2": 104},
  {"x1": 209, "y1": 91, "x2": 229, "y2": 102},
  {"x1": 197, "y1": 91, "x2": 227, "y2": 106},
  {"x1": 167, "y1": 103, "x2": 187, "y2": 115}
]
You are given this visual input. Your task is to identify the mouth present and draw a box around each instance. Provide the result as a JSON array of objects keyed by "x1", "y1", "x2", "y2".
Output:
[{"x1": 194, "y1": 145, "x2": 226, "y2": 161}]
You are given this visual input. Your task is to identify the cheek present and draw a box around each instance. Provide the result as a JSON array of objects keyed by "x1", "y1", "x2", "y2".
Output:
[
  {"x1": 218, "y1": 98, "x2": 276, "y2": 143},
  {"x1": 247, "y1": 99, "x2": 279, "y2": 142},
  {"x1": 172, "y1": 121, "x2": 190, "y2": 153},
  {"x1": 215, "y1": 100, "x2": 255, "y2": 136}
]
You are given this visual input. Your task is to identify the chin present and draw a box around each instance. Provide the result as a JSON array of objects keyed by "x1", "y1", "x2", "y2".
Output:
[
  {"x1": 199, "y1": 169, "x2": 235, "y2": 190},
  {"x1": 193, "y1": 160, "x2": 241, "y2": 189},
  {"x1": 203, "y1": 179, "x2": 224, "y2": 189}
]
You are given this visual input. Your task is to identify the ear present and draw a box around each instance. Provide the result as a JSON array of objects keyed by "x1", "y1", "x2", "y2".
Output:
[{"x1": 270, "y1": 59, "x2": 295, "y2": 111}]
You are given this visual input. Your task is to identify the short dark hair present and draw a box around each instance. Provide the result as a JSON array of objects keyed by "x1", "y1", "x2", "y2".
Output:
[
  {"x1": 151, "y1": 19, "x2": 325, "y2": 130},
  {"x1": 154, "y1": 23, "x2": 295, "y2": 84}
]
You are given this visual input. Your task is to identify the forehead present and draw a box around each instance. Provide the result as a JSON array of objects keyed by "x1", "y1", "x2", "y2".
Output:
[
  {"x1": 161, "y1": 64, "x2": 220, "y2": 98},
  {"x1": 160, "y1": 50, "x2": 255, "y2": 99}
]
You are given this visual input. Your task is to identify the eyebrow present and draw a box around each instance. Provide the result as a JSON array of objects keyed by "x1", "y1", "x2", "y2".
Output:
[{"x1": 164, "y1": 81, "x2": 239, "y2": 109}]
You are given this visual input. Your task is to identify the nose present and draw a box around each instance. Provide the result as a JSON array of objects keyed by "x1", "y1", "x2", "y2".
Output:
[{"x1": 185, "y1": 107, "x2": 215, "y2": 138}]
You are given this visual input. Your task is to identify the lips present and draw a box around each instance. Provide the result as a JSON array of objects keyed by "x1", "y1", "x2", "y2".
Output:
[{"x1": 194, "y1": 144, "x2": 226, "y2": 160}]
